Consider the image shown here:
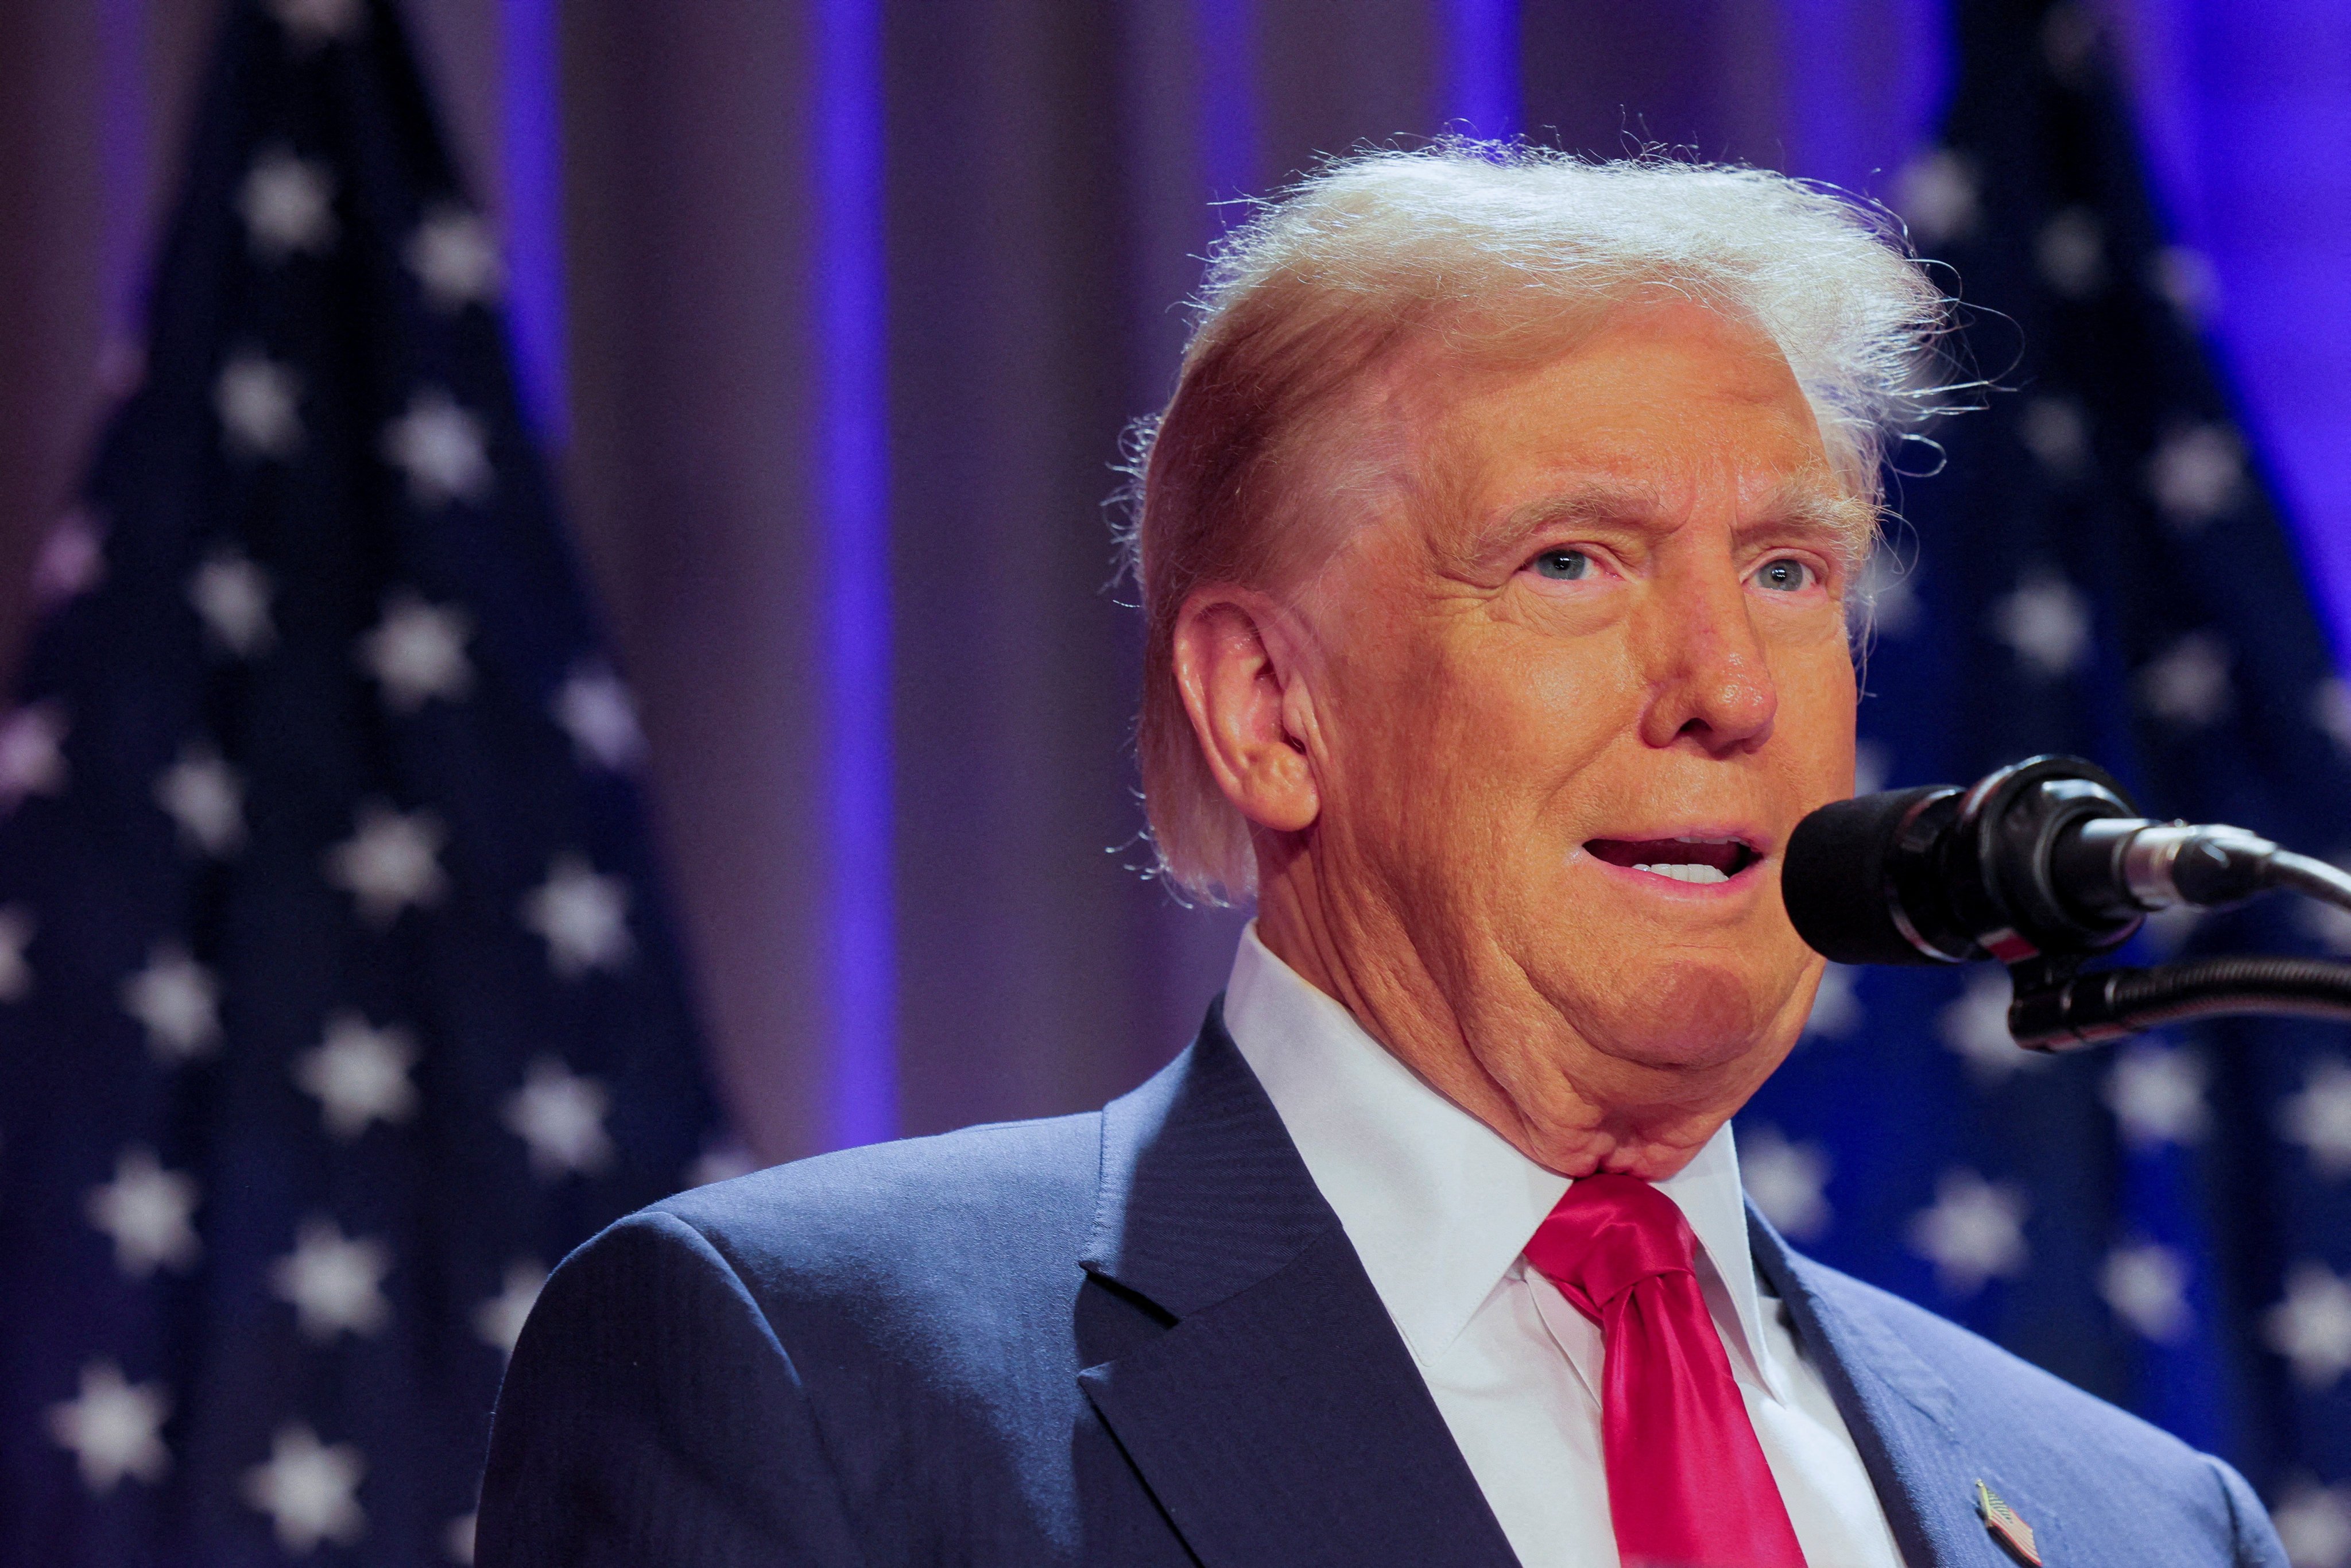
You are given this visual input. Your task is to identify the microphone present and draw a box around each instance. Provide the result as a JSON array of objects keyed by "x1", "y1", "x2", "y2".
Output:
[
  {"x1": 1781, "y1": 754, "x2": 2351, "y2": 1050},
  {"x1": 1782, "y1": 754, "x2": 2290, "y2": 968}
]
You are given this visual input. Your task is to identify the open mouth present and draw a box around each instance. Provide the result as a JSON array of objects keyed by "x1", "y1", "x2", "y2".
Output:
[{"x1": 1584, "y1": 835, "x2": 1762, "y2": 886}]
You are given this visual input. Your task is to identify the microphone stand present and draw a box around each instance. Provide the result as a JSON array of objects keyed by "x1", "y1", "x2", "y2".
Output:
[
  {"x1": 2004, "y1": 854, "x2": 2351, "y2": 1050},
  {"x1": 2007, "y1": 955, "x2": 2351, "y2": 1050}
]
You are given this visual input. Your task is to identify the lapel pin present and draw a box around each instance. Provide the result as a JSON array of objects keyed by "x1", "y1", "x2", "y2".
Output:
[{"x1": 1976, "y1": 1480, "x2": 2042, "y2": 1566}]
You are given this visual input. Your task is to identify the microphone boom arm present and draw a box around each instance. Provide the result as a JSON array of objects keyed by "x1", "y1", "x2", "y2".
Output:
[{"x1": 2006, "y1": 954, "x2": 2351, "y2": 1051}]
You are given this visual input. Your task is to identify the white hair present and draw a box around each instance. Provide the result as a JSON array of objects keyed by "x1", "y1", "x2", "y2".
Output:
[{"x1": 1122, "y1": 142, "x2": 1952, "y2": 905}]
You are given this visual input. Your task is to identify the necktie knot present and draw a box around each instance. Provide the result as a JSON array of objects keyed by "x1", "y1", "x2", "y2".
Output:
[{"x1": 1521, "y1": 1171, "x2": 1698, "y2": 1321}]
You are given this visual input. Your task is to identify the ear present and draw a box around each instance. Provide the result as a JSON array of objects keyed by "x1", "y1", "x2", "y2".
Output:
[{"x1": 1171, "y1": 587, "x2": 1321, "y2": 835}]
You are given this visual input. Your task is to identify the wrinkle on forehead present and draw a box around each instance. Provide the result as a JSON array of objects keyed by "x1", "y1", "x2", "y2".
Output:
[{"x1": 1271, "y1": 303, "x2": 1879, "y2": 615}]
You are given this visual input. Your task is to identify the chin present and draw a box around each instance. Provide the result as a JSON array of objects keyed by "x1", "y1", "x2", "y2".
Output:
[{"x1": 1578, "y1": 959, "x2": 1786, "y2": 1074}]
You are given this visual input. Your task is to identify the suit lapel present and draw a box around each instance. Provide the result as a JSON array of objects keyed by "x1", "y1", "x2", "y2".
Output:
[
  {"x1": 1749, "y1": 1207, "x2": 2017, "y2": 1567},
  {"x1": 1079, "y1": 1004, "x2": 1520, "y2": 1568}
]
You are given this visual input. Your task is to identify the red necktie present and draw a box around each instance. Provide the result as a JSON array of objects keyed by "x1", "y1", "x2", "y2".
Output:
[{"x1": 1523, "y1": 1172, "x2": 1808, "y2": 1568}]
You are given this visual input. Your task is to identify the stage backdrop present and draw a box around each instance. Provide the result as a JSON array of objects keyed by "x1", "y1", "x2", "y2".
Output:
[
  {"x1": 0, "y1": 0, "x2": 2022, "y2": 1164},
  {"x1": 4, "y1": 0, "x2": 2351, "y2": 1542},
  {"x1": 3, "y1": 0, "x2": 2344, "y2": 1157}
]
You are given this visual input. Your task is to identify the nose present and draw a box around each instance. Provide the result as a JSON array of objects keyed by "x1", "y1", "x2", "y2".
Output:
[{"x1": 1633, "y1": 557, "x2": 1778, "y2": 754}]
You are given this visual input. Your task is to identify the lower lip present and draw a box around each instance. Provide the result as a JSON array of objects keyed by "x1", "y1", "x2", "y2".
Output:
[{"x1": 1577, "y1": 850, "x2": 1767, "y2": 900}]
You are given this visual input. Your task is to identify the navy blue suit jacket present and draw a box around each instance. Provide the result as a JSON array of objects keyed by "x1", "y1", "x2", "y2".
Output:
[{"x1": 477, "y1": 1006, "x2": 2287, "y2": 1565}]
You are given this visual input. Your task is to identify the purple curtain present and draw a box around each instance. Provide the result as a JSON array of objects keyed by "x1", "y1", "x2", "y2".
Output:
[{"x1": 0, "y1": 0, "x2": 2335, "y2": 1165}]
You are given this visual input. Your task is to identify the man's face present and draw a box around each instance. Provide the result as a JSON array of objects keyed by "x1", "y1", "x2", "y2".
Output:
[{"x1": 1291, "y1": 297, "x2": 1861, "y2": 1172}]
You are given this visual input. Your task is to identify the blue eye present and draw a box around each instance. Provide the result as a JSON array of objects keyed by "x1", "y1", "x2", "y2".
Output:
[
  {"x1": 1756, "y1": 557, "x2": 1814, "y2": 593},
  {"x1": 1533, "y1": 549, "x2": 1591, "y2": 581}
]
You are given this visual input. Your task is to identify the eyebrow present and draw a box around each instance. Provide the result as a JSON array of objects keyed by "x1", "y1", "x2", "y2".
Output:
[{"x1": 1448, "y1": 476, "x2": 1874, "y2": 572}]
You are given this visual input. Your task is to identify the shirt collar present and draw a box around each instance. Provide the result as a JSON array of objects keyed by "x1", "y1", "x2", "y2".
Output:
[{"x1": 1221, "y1": 923, "x2": 1785, "y2": 1400}]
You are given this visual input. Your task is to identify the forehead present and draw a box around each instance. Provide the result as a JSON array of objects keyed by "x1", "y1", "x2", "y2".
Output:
[{"x1": 1396, "y1": 297, "x2": 1860, "y2": 544}]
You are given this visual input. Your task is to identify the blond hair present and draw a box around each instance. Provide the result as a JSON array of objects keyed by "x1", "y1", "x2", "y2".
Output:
[{"x1": 1121, "y1": 144, "x2": 1949, "y2": 904}]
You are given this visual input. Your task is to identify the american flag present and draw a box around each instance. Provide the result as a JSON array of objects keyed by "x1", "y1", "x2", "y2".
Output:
[
  {"x1": 1976, "y1": 1480, "x2": 2042, "y2": 1566},
  {"x1": 0, "y1": 1, "x2": 724, "y2": 1562},
  {"x1": 1738, "y1": 0, "x2": 2351, "y2": 1552}
]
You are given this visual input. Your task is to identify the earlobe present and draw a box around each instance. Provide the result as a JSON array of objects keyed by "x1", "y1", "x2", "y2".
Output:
[{"x1": 1172, "y1": 589, "x2": 1322, "y2": 835}]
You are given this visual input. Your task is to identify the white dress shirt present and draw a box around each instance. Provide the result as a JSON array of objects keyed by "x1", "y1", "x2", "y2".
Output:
[{"x1": 1221, "y1": 924, "x2": 1905, "y2": 1568}]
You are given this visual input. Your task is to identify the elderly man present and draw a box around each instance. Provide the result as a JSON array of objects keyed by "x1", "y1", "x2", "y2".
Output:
[{"x1": 477, "y1": 148, "x2": 2285, "y2": 1567}]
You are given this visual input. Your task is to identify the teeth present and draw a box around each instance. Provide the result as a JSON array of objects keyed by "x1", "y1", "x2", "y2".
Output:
[{"x1": 1633, "y1": 862, "x2": 1732, "y2": 884}]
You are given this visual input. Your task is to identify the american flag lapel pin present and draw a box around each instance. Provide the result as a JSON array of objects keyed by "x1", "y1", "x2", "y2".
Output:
[{"x1": 1976, "y1": 1479, "x2": 2043, "y2": 1566}]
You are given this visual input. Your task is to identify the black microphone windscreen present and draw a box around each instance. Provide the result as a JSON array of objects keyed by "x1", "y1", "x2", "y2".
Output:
[{"x1": 1782, "y1": 786, "x2": 1953, "y2": 966}]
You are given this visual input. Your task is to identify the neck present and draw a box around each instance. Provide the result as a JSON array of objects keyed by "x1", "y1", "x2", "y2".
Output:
[{"x1": 1250, "y1": 832, "x2": 1739, "y2": 1179}]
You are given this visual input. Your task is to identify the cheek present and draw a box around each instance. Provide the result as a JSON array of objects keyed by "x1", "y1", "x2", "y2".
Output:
[
  {"x1": 1459, "y1": 621, "x2": 1639, "y2": 785},
  {"x1": 1776, "y1": 644, "x2": 1858, "y2": 796},
  {"x1": 1319, "y1": 622, "x2": 1632, "y2": 914},
  {"x1": 1399, "y1": 634, "x2": 1636, "y2": 873}
]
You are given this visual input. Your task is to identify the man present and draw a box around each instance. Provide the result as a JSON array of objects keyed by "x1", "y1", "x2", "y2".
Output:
[{"x1": 477, "y1": 148, "x2": 2287, "y2": 1566}]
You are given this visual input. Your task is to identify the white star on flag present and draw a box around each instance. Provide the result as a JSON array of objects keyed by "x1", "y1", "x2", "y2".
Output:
[
  {"x1": 243, "y1": 1424, "x2": 367, "y2": 1552},
  {"x1": 2148, "y1": 245, "x2": 2218, "y2": 326},
  {"x1": 47, "y1": 1361, "x2": 171, "y2": 1495},
  {"x1": 448, "y1": 1512, "x2": 479, "y2": 1566},
  {"x1": 521, "y1": 854, "x2": 634, "y2": 978},
  {"x1": 552, "y1": 664, "x2": 647, "y2": 771},
  {"x1": 1738, "y1": 1125, "x2": 1833, "y2": 1240},
  {"x1": 1894, "y1": 147, "x2": 1978, "y2": 245},
  {"x1": 474, "y1": 1260, "x2": 547, "y2": 1357},
  {"x1": 85, "y1": 1147, "x2": 202, "y2": 1277},
  {"x1": 406, "y1": 206, "x2": 505, "y2": 311},
  {"x1": 2282, "y1": 1058, "x2": 2351, "y2": 1179},
  {"x1": 1802, "y1": 963, "x2": 1863, "y2": 1041},
  {"x1": 0, "y1": 905, "x2": 33, "y2": 1001},
  {"x1": 2100, "y1": 1240, "x2": 2193, "y2": 1343},
  {"x1": 358, "y1": 592, "x2": 474, "y2": 712},
  {"x1": 293, "y1": 1013, "x2": 420, "y2": 1139},
  {"x1": 1991, "y1": 570, "x2": 2092, "y2": 677},
  {"x1": 382, "y1": 389, "x2": 493, "y2": 506},
  {"x1": 1939, "y1": 970, "x2": 2046, "y2": 1082},
  {"x1": 270, "y1": 0, "x2": 364, "y2": 47},
  {"x1": 505, "y1": 1056, "x2": 614, "y2": 1179},
  {"x1": 1852, "y1": 552, "x2": 1919, "y2": 640},
  {"x1": 2104, "y1": 1043, "x2": 2211, "y2": 1148},
  {"x1": 1852, "y1": 739, "x2": 1892, "y2": 799},
  {"x1": 2019, "y1": 396, "x2": 2091, "y2": 477},
  {"x1": 188, "y1": 550, "x2": 277, "y2": 657},
  {"x1": 270, "y1": 1216, "x2": 392, "y2": 1341},
  {"x1": 2267, "y1": 1261, "x2": 2351, "y2": 1388},
  {"x1": 2273, "y1": 1479, "x2": 2351, "y2": 1568},
  {"x1": 155, "y1": 744, "x2": 246, "y2": 858},
  {"x1": 324, "y1": 802, "x2": 448, "y2": 925},
  {"x1": 2303, "y1": 886, "x2": 2351, "y2": 957},
  {"x1": 2147, "y1": 424, "x2": 2245, "y2": 532},
  {"x1": 2035, "y1": 207, "x2": 2106, "y2": 297},
  {"x1": 1908, "y1": 1168, "x2": 2030, "y2": 1296},
  {"x1": 2314, "y1": 677, "x2": 2351, "y2": 757},
  {"x1": 121, "y1": 942, "x2": 222, "y2": 1062},
  {"x1": 2136, "y1": 631, "x2": 2233, "y2": 727},
  {"x1": 0, "y1": 701, "x2": 70, "y2": 809},
  {"x1": 214, "y1": 351, "x2": 304, "y2": 459},
  {"x1": 2139, "y1": 901, "x2": 2205, "y2": 957},
  {"x1": 33, "y1": 508, "x2": 106, "y2": 605},
  {"x1": 238, "y1": 146, "x2": 336, "y2": 260}
]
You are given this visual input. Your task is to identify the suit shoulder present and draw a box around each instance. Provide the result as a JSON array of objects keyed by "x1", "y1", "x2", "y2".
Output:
[
  {"x1": 643, "y1": 1110, "x2": 1103, "y2": 1295},
  {"x1": 1792, "y1": 1255, "x2": 2284, "y2": 1560},
  {"x1": 1800, "y1": 1254, "x2": 2209, "y2": 1462}
]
